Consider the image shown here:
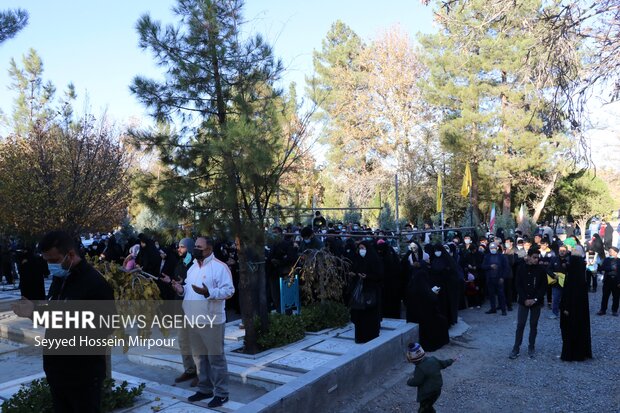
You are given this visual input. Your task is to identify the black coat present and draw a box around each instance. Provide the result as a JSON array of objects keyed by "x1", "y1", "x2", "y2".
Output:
[
  {"x1": 349, "y1": 242, "x2": 384, "y2": 343},
  {"x1": 43, "y1": 259, "x2": 114, "y2": 383},
  {"x1": 560, "y1": 257, "x2": 592, "y2": 361},
  {"x1": 515, "y1": 262, "x2": 547, "y2": 306},
  {"x1": 430, "y1": 249, "x2": 459, "y2": 325},
  {"x1": 600, "y1": 257, "x2": 620, "y2": 285},
  {"x1": 136, "y1": 241, "x2": 162, "y2": 277},
  {"x1": 17, "y1": 251, "x2": 48, "y2": 301},
  {"x1": 377, "y1": 242, "x2": 401, "y2": 319},
  {"x1": 405, "y1": 267, "x2": 449, "y2": 351}
]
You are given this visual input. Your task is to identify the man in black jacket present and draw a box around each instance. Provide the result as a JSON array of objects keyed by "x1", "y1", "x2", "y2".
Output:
[
  {"x1": 597, "y1": 247, "x2": 620, "y2": 316},
  {"x1": 13, "y1": 231, "x2": 114, "y2": 412},
  {"x1": 509, "y1": 248, "x2": 548, "y2": 359}
]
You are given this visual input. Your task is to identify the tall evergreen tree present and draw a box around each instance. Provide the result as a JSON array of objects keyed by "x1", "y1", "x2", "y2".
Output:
[
  {"x1": 130, "y1": 0, "x2": 308, "y2": 352},
  {"x1": 420, "y1": 0, "x2": 577, "y2": 218},
  {"x1": 0, "y1": 8, "x2": 28, "y2": 44}
]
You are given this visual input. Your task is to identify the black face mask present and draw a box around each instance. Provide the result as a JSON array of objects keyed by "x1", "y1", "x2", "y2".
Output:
[{"x1": 193, "y1": 248, "x2": 204, "y2": 259}]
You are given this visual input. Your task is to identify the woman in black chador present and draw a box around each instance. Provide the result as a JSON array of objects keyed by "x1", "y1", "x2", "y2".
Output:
[
  {"x1": 430, "y1": 244, "x2": 460, "y2": 325},
  {"x1": 376, "y1": 240, "x2": 402, "y2": 319},
  {"x1": 405, "y1": 263, "x2": 450, "y2": 351},
  {"x1": 560, "y1": 255, "x2": 592, "y2": 361},
  {"x1": 349, "y1": 241, "x2": 384, "y2": 343}
]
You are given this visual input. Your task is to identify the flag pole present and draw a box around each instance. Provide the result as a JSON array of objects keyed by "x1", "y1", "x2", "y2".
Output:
[{"x1": 441, "y1": 161, "x2": 445, "y2": 243}]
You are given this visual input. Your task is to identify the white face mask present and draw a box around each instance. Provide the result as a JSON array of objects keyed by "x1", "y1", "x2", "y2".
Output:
[
  {"x1": 464, "y1": 239, "x2": 471, "y2": 244},
  {"x1": 517, "y1": 245, "x2": 524, "y2": 250},
  {"x1": 505, "y1": 243, "x2": 511, "y2": 249},
  {"x1": 359, "y1": 249, "x2": 367, "y2": 257},
  {"x1": 490, "y1": 249, "x2": 497, "y2": 254},
  {"x1": 434, "y1": 251, "x2": 442, "y2": 257}
]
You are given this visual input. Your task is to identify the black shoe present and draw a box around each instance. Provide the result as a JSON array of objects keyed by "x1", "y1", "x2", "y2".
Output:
[
  {"x1": 509, "y1": 350, "x2": 519, "y2": 359},
  {"x1": 596, "y1": 311, "x2": 606, "y2": 316},
  {"x1": 208, "y1": 396, "x2": 229, "y2": 408},
  {"x1": 613, "y1": 312, "x2": 619, "y2": 317},
  {"x1": 528, "y1": 347, "x2": 536, "y2": 358},
  {"x1": 188, "y1": 391, "x2": 213, "y2": 402},
  {"x1": 485, "y1": 309, "x2": 497, "y2": 314},
  {"x1": 501, "y1": 311, "x2": 507, "y2": 316},
  {"x1": 507, "y1": 307, "x2": 513, "y2": 311}
]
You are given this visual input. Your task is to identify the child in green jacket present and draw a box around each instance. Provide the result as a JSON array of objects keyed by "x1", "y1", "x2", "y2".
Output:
[{"x1": 406, "y1": 343, "x2": 456, "y2": 413}]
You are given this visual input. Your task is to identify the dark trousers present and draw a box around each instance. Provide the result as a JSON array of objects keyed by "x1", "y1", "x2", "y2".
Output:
[
  {"x1": 513, "y1": 303, "x2": 541, "y2": 351},
  {"x1": 268, "y1": 275, "x2": 281, "y2": 312},
  {"x1": 48, "y1": 376, "x2": 103, "y2": 413},
  {"x1": 600, "y1": 280, "x2": 620, "y2": 313},
  {"x1": 419, "y1": 391, "x2": 441, "y2": 413},
  {"x1": 504, "y1": 277, "x2": 514, "y2": 309},
  {"x1": 586, "y1": 270, "x2": 597, "y2": 291},
  {"x1": 487, "y1": 277, "x2": 506, "y2": 312}
]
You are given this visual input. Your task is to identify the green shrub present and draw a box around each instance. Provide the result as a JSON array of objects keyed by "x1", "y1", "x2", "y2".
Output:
[
  {"x1": 301, "y1": 301, "x2": 350, "y2": 332},
  {"x1": 256, "y1": 313, "x2": 305, "y2": 351},
  {"x1": 1, "y1": 378, "x2": 145, "y2": 413}
]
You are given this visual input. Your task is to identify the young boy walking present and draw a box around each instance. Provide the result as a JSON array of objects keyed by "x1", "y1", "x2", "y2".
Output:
[{"x1": 406, "y1": 343, "x2": 456, "y2": 413}]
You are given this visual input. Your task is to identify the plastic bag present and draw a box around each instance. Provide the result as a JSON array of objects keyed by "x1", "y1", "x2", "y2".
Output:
[{"x1": 349, "y1": 278, "x2": 366, "y2": 310}]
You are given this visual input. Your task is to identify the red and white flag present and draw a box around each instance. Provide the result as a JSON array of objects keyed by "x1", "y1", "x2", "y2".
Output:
[{"x1": 489, "y1": 203, "x2": 496, "y2": 233}]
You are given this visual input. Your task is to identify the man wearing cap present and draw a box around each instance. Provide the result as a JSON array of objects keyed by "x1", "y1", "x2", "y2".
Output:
[
  {"x1": 161, "y1": 238, "x2": 197, "y2": 385},
  {"x1": 406, "y1": 342, "x2": 456, "y2": 413},
  {"x1": 597, "y1": 247, "x2": 620, "y2": 316},
  {"x1": 481, "y1": 242, "x2": 509, "y2": 315}
]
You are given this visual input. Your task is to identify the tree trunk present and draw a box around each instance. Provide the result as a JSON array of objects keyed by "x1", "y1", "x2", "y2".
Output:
[
  {"x1": 576, "y1": 218, "x2": 589, "y2": 245},
  {"x1": 471, "y1": 162, "x2": 480, "y2": 218},
  {"x1": 502, "y1": 180, "x2": 511, "y2": 216},
  {"x1": 532, "y1": 172, "x2": 559, "y2": 223},
  {"x1": 237, "y1": 224, "x2": 270, "y2": 354}
]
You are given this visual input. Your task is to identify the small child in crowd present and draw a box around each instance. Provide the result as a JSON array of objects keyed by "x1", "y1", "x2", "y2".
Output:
[{"x1": 406, "y1": 342, "x2": 456, "y2": 413}]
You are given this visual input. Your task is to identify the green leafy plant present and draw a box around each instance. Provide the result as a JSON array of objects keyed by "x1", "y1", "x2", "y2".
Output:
[
  {"x1": 1, "y1": 378, "x2": 145, "y2": 413},
  {"x1": 1, "y1": 378, "x2": 52, "y2": 413},
  {"x1": 301, "y1": 301, "x2": 350, "y2": 332},
  {"x1": 255, "y1": 313, "x2": 305, "y2": 351},
  {"x1": 101, "y1": 379, "x2": 146, "y2": 411}
]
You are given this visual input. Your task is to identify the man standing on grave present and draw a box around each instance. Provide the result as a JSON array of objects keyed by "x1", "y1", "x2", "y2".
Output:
[{"x1": 172, "y1": 237, "x2": 235, "y2": 408}]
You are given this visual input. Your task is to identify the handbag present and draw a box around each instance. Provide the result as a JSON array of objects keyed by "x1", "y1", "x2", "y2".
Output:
[{"x1": 349, "y1": 278, "x2": 377, "y2": 309}]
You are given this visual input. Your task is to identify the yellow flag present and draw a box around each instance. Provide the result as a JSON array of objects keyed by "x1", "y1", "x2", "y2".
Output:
[
  {"x1": 436, "y1": 174, "x2": 443, "y2": 213},
  {"x1": 460, "y1": 162, "x2": 472, "y2": 198}
]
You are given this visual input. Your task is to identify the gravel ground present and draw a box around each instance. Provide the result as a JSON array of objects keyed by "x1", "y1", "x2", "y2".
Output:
[{"x1": 330, "y1": 288, "x2": 620, "y2": 413}]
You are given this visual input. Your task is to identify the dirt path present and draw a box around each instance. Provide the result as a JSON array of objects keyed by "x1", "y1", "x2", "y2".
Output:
[{"x1": 330, "y1": 289, "x2": 620, "y2": 413}]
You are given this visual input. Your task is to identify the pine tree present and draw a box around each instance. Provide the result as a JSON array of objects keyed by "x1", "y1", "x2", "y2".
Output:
[
  {"x1": 0, "y1": 8, "x2": 28, "y2": 44},
  {"x1": 420, "y1": 0, "x2": 577, "y2": 218},
  {"x1": 130, "y1": 0, "x2": 308, "y2": 352}
]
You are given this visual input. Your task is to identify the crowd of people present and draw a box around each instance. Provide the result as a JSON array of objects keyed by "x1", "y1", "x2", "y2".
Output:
[{"x1": 5, "y1": 212, "x2": 620, "y2": 411}]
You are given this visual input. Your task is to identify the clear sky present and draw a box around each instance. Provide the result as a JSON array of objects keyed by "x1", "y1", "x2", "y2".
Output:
[
  {"x1": 0, "y1": 1, "x2": 617, "y2": 168},
  {"x1": 0, "y1": 1, "x2": 435, "y2": 126}
]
